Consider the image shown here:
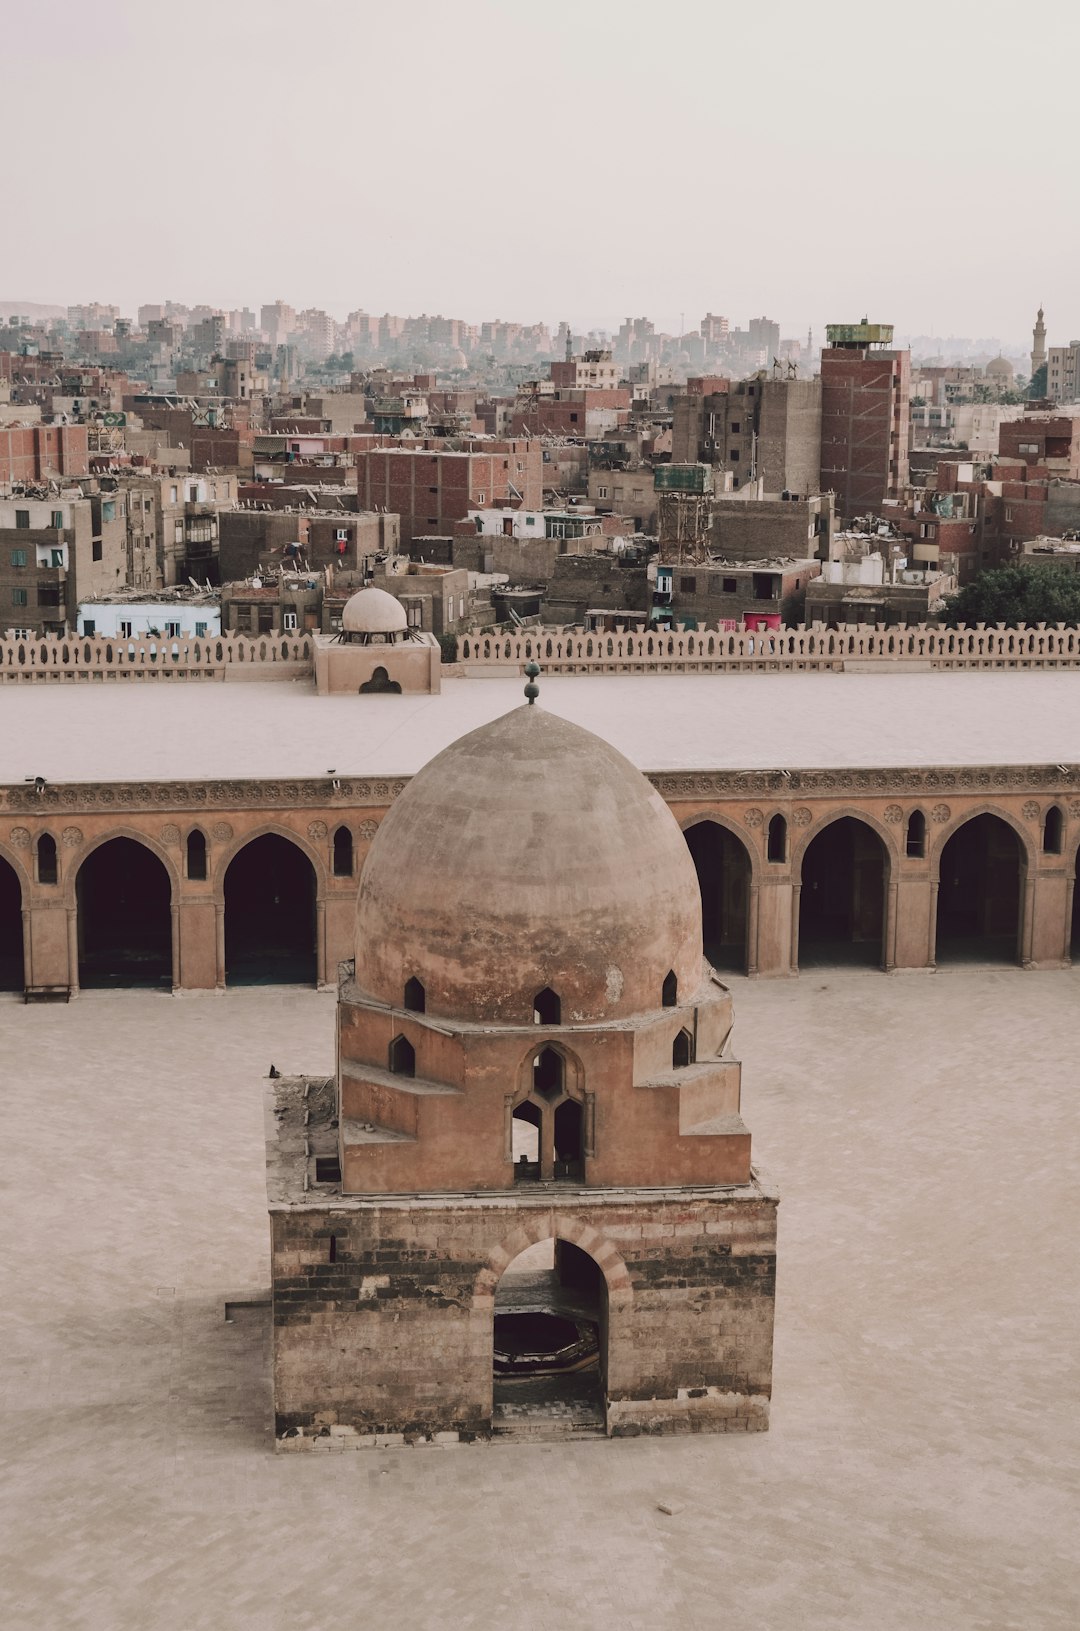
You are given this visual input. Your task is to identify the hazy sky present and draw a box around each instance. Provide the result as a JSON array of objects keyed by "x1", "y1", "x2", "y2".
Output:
[{"x1": 6, "y1": 0, "x2": 1076, "y2": 345}]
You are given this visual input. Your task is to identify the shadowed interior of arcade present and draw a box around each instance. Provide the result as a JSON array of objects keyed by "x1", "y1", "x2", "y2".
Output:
[
  {"x1": 224, "y1": 835, "x2": 317, "y2": 985},
  {"x1": 799, "y1": 817, "x2": 886, "y2": 968},
  {"x1": 936, "y1": 814, "x2": 1023, "y2": 965},
  {"x1": 0, "y1": 857, "x2": 24, "y2": 990},
  {"x1": 683, "y1": 820, "x2": 750, "y2": 972},
  {"x1": 77, "y1": 838, "x2": 172, "y2": 988}
]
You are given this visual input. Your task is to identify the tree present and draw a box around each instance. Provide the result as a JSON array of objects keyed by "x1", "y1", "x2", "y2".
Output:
[
  {"x1": 1029, "y1": 363, "x2": 1048, "y2": 399},
  {"x1": 943, "y1": 565, "x2": 1080, "y2": 628}
]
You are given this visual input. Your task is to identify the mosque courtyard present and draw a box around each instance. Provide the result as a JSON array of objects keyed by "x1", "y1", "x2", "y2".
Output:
[{"x1": 2, "y1": 966, "x2": 1078, "y2": 1630}]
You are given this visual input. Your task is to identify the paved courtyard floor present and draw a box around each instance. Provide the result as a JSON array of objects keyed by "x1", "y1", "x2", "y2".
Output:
[{"x1": 2, "y1": 969, "x2": 1078, "y2": 1630}]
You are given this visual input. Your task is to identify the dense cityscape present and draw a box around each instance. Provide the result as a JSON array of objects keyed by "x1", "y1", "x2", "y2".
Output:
[{"x1": 1, "y1": 296, "x2": 1076, "y2": 646}]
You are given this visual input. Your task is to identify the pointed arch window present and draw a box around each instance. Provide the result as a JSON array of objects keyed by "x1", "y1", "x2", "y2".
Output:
[
  {"x1": 672, "y1": 1029, "x2": 694, "y2": 1068},
  {"x1": 37, "y1": 833, "x2": 58, "y2": 886},
  {"x1": 186, "y1": 829, "x2": 207, "y2": 880},
  {"x1": 388, "y1": 1034, "x2": 415, "y2": 1078},
  {"x1": 906, "y1": 810, "x2": 926, "y2": 860},
  {"x1": 662, "y1": 970, "x2": 678, "y2": 1007},
  {"x1": 404, "y1": 976, "x2": 425, "y2": 1013},
  {"x1": 533, "y1": 986, "x2": 560, "y2": 1025},
  {"x1": 333, "y1": 826, "x2": 353, "y2": 877},
  {"x1": 533, "y1": 1046, "x2": 563, "y2": 1099}
]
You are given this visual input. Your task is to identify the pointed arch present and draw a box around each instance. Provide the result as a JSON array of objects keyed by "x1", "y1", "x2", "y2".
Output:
[
  {"x1": 681, "y1": 817, "x2": 753, "y2": 974},
  {"x1": 533, "y1": 986, "x2": 561, "y2": 1025},
  {"x1": 0, "y1": 850, "x2": 25, "y2": 992},
  {"x1": 795, "y1": 811, "x2": 892, "y2": 970},
  {"x1": 221, "y1": 829, "x2": 319, "y2": 985},
  {"x1": 74, "y1": 834, "x2": 174, "y2": 988}
]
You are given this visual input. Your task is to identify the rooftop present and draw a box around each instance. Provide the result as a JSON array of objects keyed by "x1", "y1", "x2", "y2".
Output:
[{"x1": 4, "y1": 669, "x2": 1080, "y2": 784}]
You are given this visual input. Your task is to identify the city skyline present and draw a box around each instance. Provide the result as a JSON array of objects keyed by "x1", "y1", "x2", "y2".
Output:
[{"x1": 5, "y1": 0, "x2": 1072, "y2": 340}]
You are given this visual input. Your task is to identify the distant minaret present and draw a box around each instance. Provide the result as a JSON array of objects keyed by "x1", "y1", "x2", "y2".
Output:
[
  {"x1": 807, "y1": 325, "x2": 814, "y2": 355},
  {"x1": 1031, "y1": 305, "x2": 1047, "y2": 378},
  {"x1": 564, "y1": 322, "x2": 573, "y2": 362}
]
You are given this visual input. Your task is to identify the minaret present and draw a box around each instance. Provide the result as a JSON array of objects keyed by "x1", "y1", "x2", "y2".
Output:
[{"x1": 1031, "y1": 305, "x2": 1047, "y2": 379}]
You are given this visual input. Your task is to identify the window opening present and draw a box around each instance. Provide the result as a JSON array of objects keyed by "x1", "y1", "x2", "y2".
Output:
[
  {"x1": 662, "y1": 970, "x2": 678, "y2": 1007},
  {"x1": 533, "y1": 1046, "x2": 563, "y2": 1100},
  {"x1": 553, "y1": 1099, "x2": 584, "y2": 1180},
  {"x1": 512, "y1": 1101, "x2": 541, "y2": 1182},
  {"x1": 404, "y1": 976, "x2": 425, "y2": 1013},
  {"x1": 1043, "y1": 806, "x2": 1063, "y2": 855},
  {"x1": 673, "y1": 1029, "x2": 694, "y2": 1068},
  {"x1": 767, "y1": 814, "x2": 787, "y2": 863},
  {"x1": 533, "y1": 986, "x2": 560, "y2": 1024},
  {"x1": 186, "y1": 829, "x2": 207, "y2": 880},
  {"x1": 37, "y1": 833, "x2": 58, "y2": 885},
  {"x1": 332, "y1": 826, "x2": 353, "y2": 877},
  {"x1": 906, "y1": 810, "x2": 926, "y2": 859},
  {"x1": 389, "y1": 1035, "x2": 415, "y2": 1077}
]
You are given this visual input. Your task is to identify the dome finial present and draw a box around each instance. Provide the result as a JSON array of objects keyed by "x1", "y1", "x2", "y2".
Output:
[{"x1": 524, "y1": 660, "x2": 540, "y2": 705}]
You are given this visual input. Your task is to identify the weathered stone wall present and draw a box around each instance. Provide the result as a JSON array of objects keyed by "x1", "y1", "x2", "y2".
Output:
[{"x1": 269, "y1": 1188, "x2": 777, "y2": 1444}]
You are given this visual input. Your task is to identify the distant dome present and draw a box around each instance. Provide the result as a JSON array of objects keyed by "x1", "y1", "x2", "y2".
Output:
[
  {"x1": 355, "y1": 705, "x2": 703, "y2": 1024},
  {"x1": 986, "y1": 356, "x2": 1014, "y2": 378},
  {"x1": 341, "y1": 586, "x2": 408, "y2": 638}
]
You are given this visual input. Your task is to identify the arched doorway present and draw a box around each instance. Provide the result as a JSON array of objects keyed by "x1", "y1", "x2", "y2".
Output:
[
  {"x1": 683, "y1": 821, "x2": 751, "y2": 973},
  {"x1": 77, "y1": 838, "x2": 172, "y2": 988},
  {"x1": 224, "y1": 835, "x2": 317, "y2": 985},
  {"x1": 799, "y1": 817, "x2": 887, "y2": 968},
  {"x1": 492, "y1": 1237, "x2": 607, "y2": 1437},
  {"x1": 0, "y1": 857, "x2": 24, "y2": 992},
  {"x1": 936, "y1": 814, "x2": 1023, "y2": 965}
]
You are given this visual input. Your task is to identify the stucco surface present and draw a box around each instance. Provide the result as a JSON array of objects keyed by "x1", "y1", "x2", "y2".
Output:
[
  {"x1": 2, "y1": 970, "x2": 1078, "y2": 1629},
  {"x1": 6, "y1": 668, "x2": 1080, "y2": 783},
  {"x1": 355, "y1": 703, "x2": 702, "y2": 1021}
]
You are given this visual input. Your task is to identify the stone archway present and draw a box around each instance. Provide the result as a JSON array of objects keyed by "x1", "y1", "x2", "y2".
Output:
[
  {"x1": 683, "y1": 819, "x2": 752, "y2": 973},
  {"x1": 0, "y1": 854, "x2": 24, "y2": 992},
  {"x1": 798, "y1": 815, "x2": 888, "y2": 968},
  {"x1": 936, "y1": 813, "x2": 1024, "y2": 965},
  {"x1": 223, "y1": 834, "x2": 317, "y2": 985},
  {"x1": 76, "y1": 837, "x2": 173, "y2": 988},
  {"x1": 491, "y1": 1236, "x2": 608, "y2": 1435}
]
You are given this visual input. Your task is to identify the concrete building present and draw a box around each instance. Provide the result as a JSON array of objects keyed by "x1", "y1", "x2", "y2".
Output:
[
  {"x1": 671, "y1": 375, "x2": 821, "y2": 497},
  {"x1": 804, "y1": 553, "x2": 956, "y2": 626},
  {"x1": 657, "y1": 557, "x2": 821, "y2": 631},
  {"x1": 1046, "y1": 342, "x2": 1080, "y2": 403},
  {"x1": 77, "y1": 590, "x2": 220, "y2": 640},
  {"x1": 0, "y1": 491, "x2": 125, "y2": 636},
  {"x1": 266, "y1": 698, "x2": 776, "y2": 1443},
  {"x1": 820, "y1": 322, "x2": 911, "y2": 518}
]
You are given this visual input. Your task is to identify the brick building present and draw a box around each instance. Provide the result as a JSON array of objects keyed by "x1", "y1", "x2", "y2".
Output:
[
  {"x1": 354, "y1": 442, "x2": 543, "y2": 544},
  {"x1": 0, "y1": 424, "x2": 89, "y2": 484},
  {"x1": 820, "y1": 322, "x2": 911, "y2": 518}
]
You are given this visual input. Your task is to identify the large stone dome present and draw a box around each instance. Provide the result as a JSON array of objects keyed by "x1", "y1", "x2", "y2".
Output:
[
  {"x1": 341, "y1": 586, "x2": 408, "y2": 637},
  {"x1": 354, "y1": 704, "x2": 703, "y2": 1023}
]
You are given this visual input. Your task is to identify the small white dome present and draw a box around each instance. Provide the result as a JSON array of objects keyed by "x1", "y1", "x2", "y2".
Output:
[{"x1": 341, "y1": 587, "x2": 408, "y2": 636}]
